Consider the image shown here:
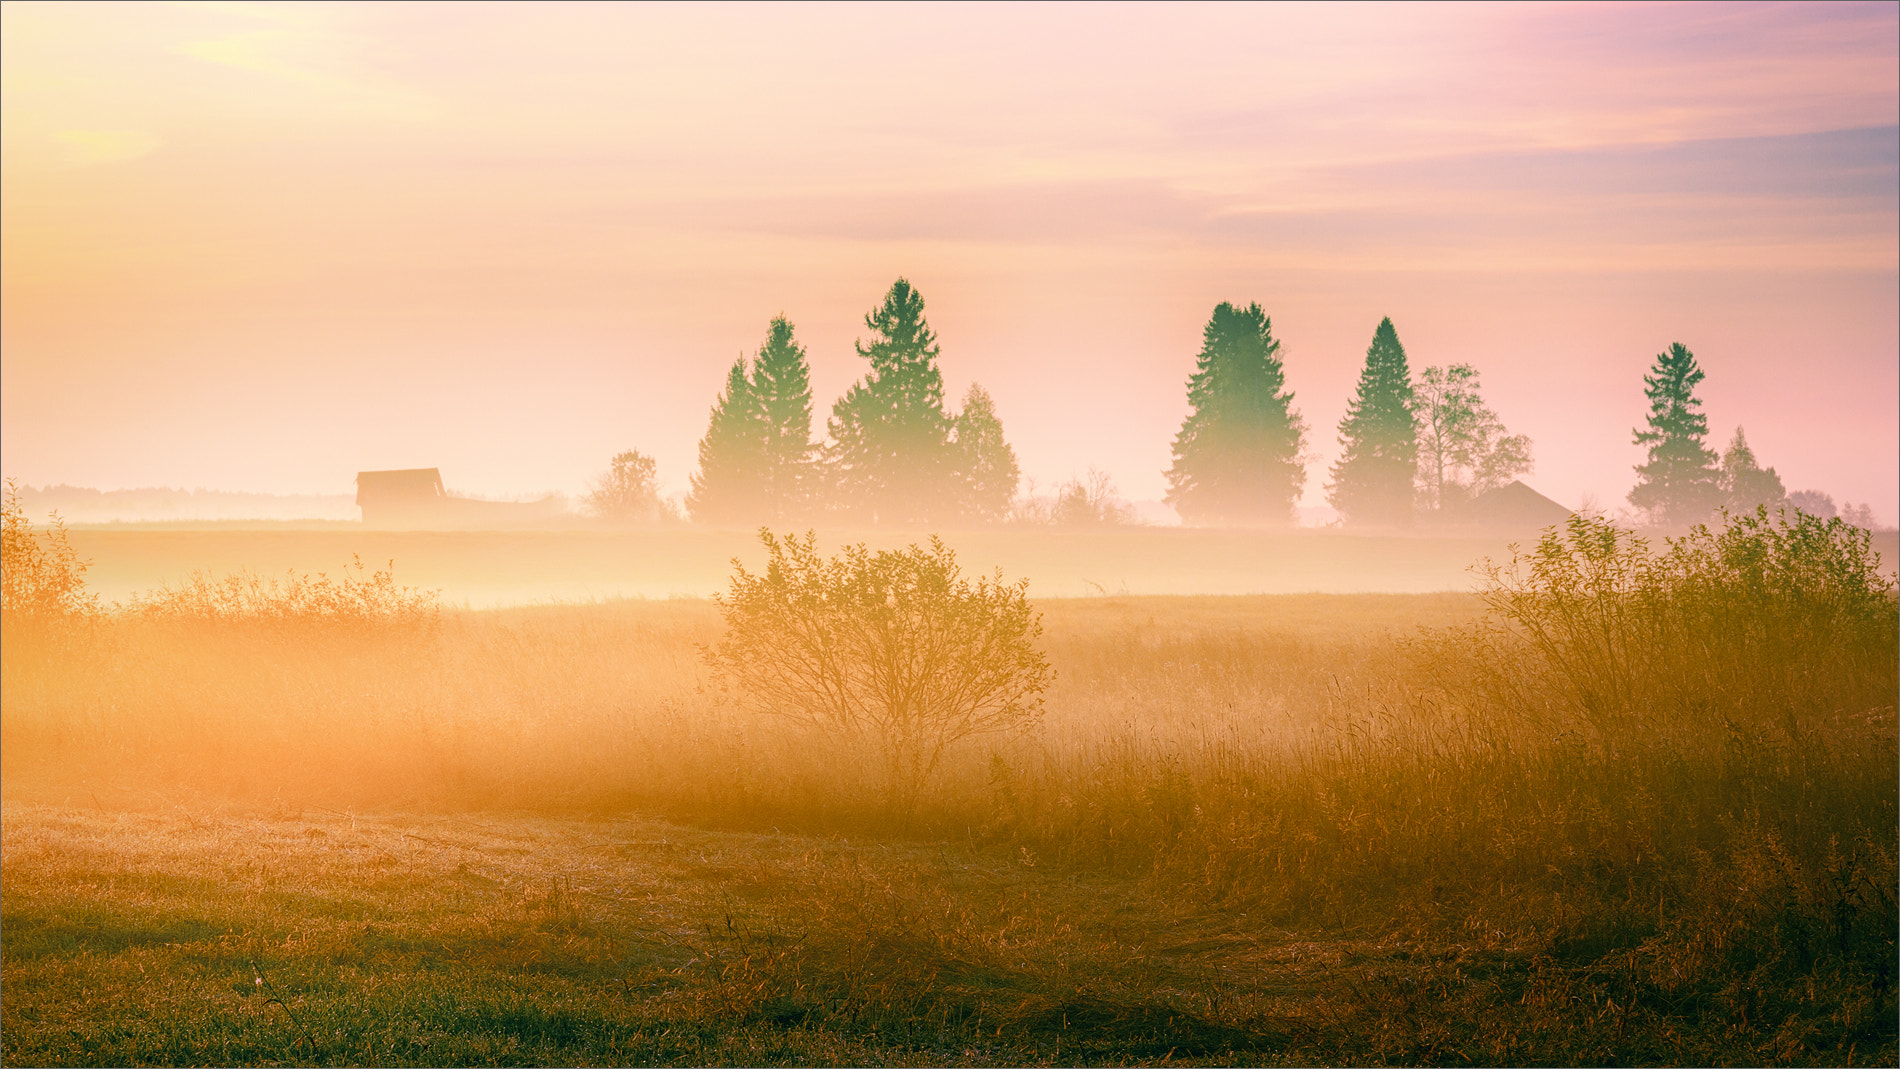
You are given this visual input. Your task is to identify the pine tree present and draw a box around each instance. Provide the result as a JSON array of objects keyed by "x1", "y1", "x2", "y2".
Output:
[
  {"x1": 1163, "y1": 302, "x2": 1307, "y2": 524},
  {"x1": 1720, "y1": 427, "x2": 1787, "y2": 513},
  {"x1": 824, "y1": 279, "x2": 954, "y2": 525},
  {"x1": 687, "y1": 358, "x2": 767, "y2": 524},
  {"x1": 1629, "y1": 342, "x2": 1721, "y2": 525},
  {"x1": 750, "y1": 316, "x2": 816, "y2": 521},
  {"x1": 949, "y1": 384, "x2": 1020, "y2": 524},
  {"x1": 1327, "y1": 317, "x2": 1418, "y2": 525}
]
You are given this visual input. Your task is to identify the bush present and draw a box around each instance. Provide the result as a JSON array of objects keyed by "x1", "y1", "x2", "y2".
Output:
[
  {"x1": 133, "y1": 554, "x2": 439, "y2": 633},
  {"x1": 709, "y1": 531, "x2": 1052, "y2": 814},
  {"x1": 1, "y1": 478, "x2": 97, "y2": 623},
  {"x1": 1463, "y1": 507, "x2": 1896, "y2": 747}
]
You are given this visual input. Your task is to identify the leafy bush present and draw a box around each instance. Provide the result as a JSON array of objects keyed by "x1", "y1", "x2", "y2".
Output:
[
  {"x1": 1, "y1": 478, "x2": 97, "y2": 623},
  {"x1": 709, "y1": 531, "x2": 1052, "y2": 813},
  {"x1": 1462, "y1": 507, "x2": 1895, "y2": 747},
  {"x1": 133, "y1": 554, "x2": 439, "y2": 632}
]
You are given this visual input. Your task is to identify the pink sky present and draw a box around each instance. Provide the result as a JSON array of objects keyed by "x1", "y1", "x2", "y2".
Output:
[{"x1": 4, "y1": 1, "x2": 1895, "y2": 520}]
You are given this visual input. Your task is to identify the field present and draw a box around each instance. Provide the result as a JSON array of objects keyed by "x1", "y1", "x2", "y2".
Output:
[
  {"x1": 3, "y1": 521, "x2": 1896, "y2": 1066},
  {"x1": 57, "y1": 524, "x2": 1557, "y2": 605}
]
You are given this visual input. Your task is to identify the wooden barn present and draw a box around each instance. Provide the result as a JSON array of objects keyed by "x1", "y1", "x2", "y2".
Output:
[
  {"x1": 1438, "y1": 479, "x2": 1574, "y2": 530},
  {"x1": 355, "y1": 468, "x2": 447, "y2": 526},
  {"x1": 355, "y1": 468, "x2": 564, "y2": 528}
]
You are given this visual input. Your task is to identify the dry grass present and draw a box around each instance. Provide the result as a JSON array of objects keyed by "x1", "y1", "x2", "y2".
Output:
[{"x1": 2, "y1": 519, "x2": 1895, "y2": 1065}]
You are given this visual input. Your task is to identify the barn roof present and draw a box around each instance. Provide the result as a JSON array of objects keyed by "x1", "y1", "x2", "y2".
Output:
[
  {"x1": 355, "y1": 468, "x2": 445, "y2": 505},
  {"x1": 1456, "y1": 480, "x2": 1573, "y2": 526}
]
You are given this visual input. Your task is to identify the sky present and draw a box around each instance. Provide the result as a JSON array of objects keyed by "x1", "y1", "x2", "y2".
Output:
[{"x1": 3, "y1": 1, "x2": 1896, "y2": 521}]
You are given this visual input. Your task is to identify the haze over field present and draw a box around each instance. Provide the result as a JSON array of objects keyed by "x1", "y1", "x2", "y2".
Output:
[{"x1": 3, "y1": 1, "x2": 1895, "y2": 523}]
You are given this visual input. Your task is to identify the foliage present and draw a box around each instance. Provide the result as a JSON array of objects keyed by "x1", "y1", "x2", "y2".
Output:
[
  {"x1": 1052, "y1": 469, "x2": 1134, "y2": 527},
  {"x1": 948, "y1": 384, "x2": 1020, "y2": 524},
  {"x1": 133, "y1": 555, "x2": 439, "y2": 631},
  {"x1": 1, "y1": 478, "x2": 98, "y2": 623},
  {"x1": 1719, "y1": 426, "x2": 1787, "y2": 513},
  {"x1": 1789, "y1": 488, "x2": 1837, "y2": 519},
  {"x1": 751, "y1": 315, "x2": 818, "y2": 520},
  {"x1": 1163, "y1": 302, "x2": 1307, "y2": 524},
  {"x1": 1327, "y1": 317, "x2": 1419, "y2": 525},
  {"x1": 584, "y1": 450, "x2": 671, "y2": 524},
  {"x1": 708, "y1": 531, "x2": 1051, "y2": 813},
  {"x1": 686, "y1": 358, "x2": 766, "y2": 523},
  {"x1": 1629, "y1": 341, "x2": 1721, "y2": 524},
  {"x1": 1466, "y1": 508, "x2": 1895, "y2": 745},
  {"x1": 688, "y1": 317, "x2": 817, "y2": 525},
  {"x1": 1412, "y1": 362, "x2": 1532, "y2": 511},
  {"x1": 824, "y1": 280, "x2": 956, "y2": 525}
]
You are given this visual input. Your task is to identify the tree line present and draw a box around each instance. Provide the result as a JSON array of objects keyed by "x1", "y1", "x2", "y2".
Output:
[{"x1": 587, "y1": 280, "x2": 1867, "y2": 529}]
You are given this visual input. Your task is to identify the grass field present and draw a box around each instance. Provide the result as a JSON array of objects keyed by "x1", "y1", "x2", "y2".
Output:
[
  {"x1": 58, "y1": 524, "x2": 1571, "y2": 605},
  {"x1": 4, "y1": 520, "x2": 1896, "y2": 1065}
]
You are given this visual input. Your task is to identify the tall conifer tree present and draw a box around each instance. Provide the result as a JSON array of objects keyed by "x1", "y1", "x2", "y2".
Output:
[
  {"x1": 1327, "y1": 317, "x2": 1418, "y2": 525},
  {"x1": 750, "y1": 316, "x2": 816, "y2": 520},
  {"x1": 1163, "y1": 302, "x2": 1307, "y2": 524},
  {"x1": 824, "y1": 279, "x2": 954, "y2": 524},
  {"x1": 686, "y1": 358, "x2": 766, "y2": 524},
  {"x1": 1629, "y1": 342, "x2": 1721, "y2": 524}
]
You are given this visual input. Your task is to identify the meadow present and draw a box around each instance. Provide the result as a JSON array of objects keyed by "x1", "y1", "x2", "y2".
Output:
[
  {"x1": 55, "y1": 523, "x2": 1549, "y2": 605},
  {"x1": 2, "y1": 516, "x2": 1895, "y2": 1066}
]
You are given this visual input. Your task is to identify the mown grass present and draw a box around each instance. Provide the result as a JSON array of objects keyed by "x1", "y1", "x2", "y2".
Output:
[{"x1": 3, "y1": 516, "x2": 1895, "y2": 1065}]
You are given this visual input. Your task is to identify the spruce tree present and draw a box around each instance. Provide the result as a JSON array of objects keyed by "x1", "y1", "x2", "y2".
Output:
[
  {"x1": 750, "y1": 316, "x2": 816, "y2": 520},
  {"x1": 1327, "y1": 317, "x2": 1418, "y2": 525},
  {"x1": 1628, "y1": 342, "x2": 1721, "y2": 524},
  {"x1": 950, "y1": 384, "x2": 1020, "y2": 524},
  {"x1": 1163, "y1": 302, "x2": 1307, "y2": 524},
  {"x1": 824, "y1": 279, "x2": 954, "y2": 524},
  {"x1": 686, "y1": 358, "x2": 766, "y2": 524}
]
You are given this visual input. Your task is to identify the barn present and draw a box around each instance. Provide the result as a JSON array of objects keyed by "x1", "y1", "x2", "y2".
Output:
[
  {"x1": 355, "y1": 468, "x2": 447, "y2": 526},
  {"x1": 1440, "y1": 480, "x2": 1574, "y2": 530},
  {"x1": 355, "y1": 468, "x2": 566, "y2": 527}
]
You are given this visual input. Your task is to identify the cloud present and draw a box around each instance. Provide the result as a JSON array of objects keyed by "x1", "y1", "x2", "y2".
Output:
[
  {"x1": 172, "y1": 7, "x2": 433, "y2": 121},
  {"x1": 51, "y1": 129, "x2": 164, "y2": 167}
]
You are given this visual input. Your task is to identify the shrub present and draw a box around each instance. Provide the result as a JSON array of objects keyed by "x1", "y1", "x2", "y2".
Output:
[
  {"x1": 1463, "y1": 507, "x2": 1896, "y2": 747},
  {"x1": 709, "y1": 530, "x2": 1052, "y2": 814},
  {"x1": 1, "y1": 478, "x2": 97, "y2": 623},
  {"x1": 133, "y1": 554, "x2": 439, "y2": 632}
]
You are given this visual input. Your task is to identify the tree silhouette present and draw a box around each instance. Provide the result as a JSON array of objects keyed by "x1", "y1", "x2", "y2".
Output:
[
  {"x1": 1413, "y1": 363, "x2": 1533, "y2": 511},
  {"x1": 687, "y1": 358, "x2": 766, "y2": 524},
  {"x1": 1788, "y1": 489, "x2": 1837, "y2": 520},
  {"x1": 1629, "y1": 342, "x2": 1721, "y2": 525},
  {"x1": 752, "y1": 316, "x2": 817, "y2": 520},
  {"x1": 688, "y1": 317, "x2": 817, "y2": 525},
  {"x1": 825, "y1": 279, "x2": 955, "y2": 525},
  {"x1": 1327, "y1": 317, "x2": 1418, "y2": 525},
  {"x1": 1719, "y1": 427, "x2": 1786, "y2": 513},
  {"x1": 587, "y1": 450, "x2": 669, "y2": 524},
  {"x1": 949, "y1": 384, "x2": 1020, "y2": 524},
  {"x1": 1163, "y1": 302, "x2": 1307, "y2": 524}
]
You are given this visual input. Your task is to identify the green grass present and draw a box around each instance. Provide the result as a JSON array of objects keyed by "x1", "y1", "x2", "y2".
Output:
[{"x1": 9, "y1": 801, "x2": 1890, "y2": 1067}]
